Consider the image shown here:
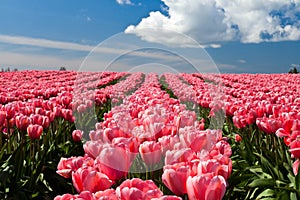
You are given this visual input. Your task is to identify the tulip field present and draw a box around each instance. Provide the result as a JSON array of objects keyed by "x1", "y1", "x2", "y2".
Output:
[{"x1": 0, "y1": 70, "x2": 300, "y2": 200}]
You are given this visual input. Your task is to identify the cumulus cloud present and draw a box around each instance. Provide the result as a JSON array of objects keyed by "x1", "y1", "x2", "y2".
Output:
[{"x1": 125, "y1": 0, "x2": 300, "y2": 47}]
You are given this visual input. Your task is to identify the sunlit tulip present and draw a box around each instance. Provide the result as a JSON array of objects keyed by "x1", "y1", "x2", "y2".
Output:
[
  {"x1": 116, "y1": 178, "x2": 163, "y2": 200},
  {"x1": 72, "y1": 167, "x2": 113, "y2": 193},
  {"x1": 27, "y1": 124, "x2": 43, "y2": 139},
  {"x1": 139, "y1": 141, "x2": 162, "y2": 166},
  {"x1": 162, "y1": 162, "x2": 190, "y2": 195},
  {"x1": 187, "y1": 174, "x2": 226, "y2": 200}
]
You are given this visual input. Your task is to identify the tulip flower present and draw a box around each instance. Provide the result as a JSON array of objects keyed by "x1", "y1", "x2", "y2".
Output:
[
  {"x1": 95, "y1": 189, "x2": 118, "y2": 200},
  {"x1": 235, "y1": 134, "x2": 242, "y2": 142},
  {"x1": 72, "y1": 167, "x2": 113, "y2": 193},
  {"x1": 72, "y1": 130, "x2": 83, "y2": 142},
  {"x1": 139, "y1": 141, "x2": 163, "y2": 166},
  {"x1": 15, "y1": 115, "x2": 31, "y2": 131},
  {"x1": 116, "y1": 178, "x2": 163, "y2": 200},
  {"x1": 162, "y1": 162, "x2": 190, "y2": 195},
  {"x1": 0, "y1": 111, "x2": 6, "y2": 126},
  {"x1": 186, "y1": 174, "x2": 226, "y2": 200},
  {"x1": 95, "y1": 145, "x2": 132, "y2": 181},
  {"x1": 27, "y1": 124, "x2": 43, "y2": 139}
]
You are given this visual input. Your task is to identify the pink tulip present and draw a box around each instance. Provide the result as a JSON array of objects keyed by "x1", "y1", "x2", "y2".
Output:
[
  {"x1": 57, "y1": 156, "x2": 94, "y2": 178},
  {"x1": 83, "y1": 141, "x2": 105, "y2": 159},
  {"x1": 5, "y1": 104, "x2": 15, "y2": 119},
  {"x1": 72, "y1": 167, "x2": 113, "y2": 193},
  {"x1": 256, "y1": 117, "x2": 282, "y2": 134},
  {"x1": 94, "y1": 189, "x2": 118, "y2": 200},
  {"x1": 116, "y1": 178, "x2": 163, "y2": 200},
  {"x1": 95, "y1": 145, "x2": 132, "y2": 181},
  {"x1": 293, "y1": 159, "x2": 300, "y2": 176},
  {"x1": 139, "y1": 141, "x2": 162, "y2": 166},
  {"x1": 54, "y1": 194, "x2": 75, "y2": 200},
  {"x1": 165, "y1": 148, "x2": 197, "y2": 165},
  {"x1": 27, "y1": 124, "x2": 43, "y2": 139},
  {"x1": 15, "y1": 115, "x2": 31, "y2": 131},
  {"x1": 162, "y1": 162, "x2": 190, "y2": 195},
  {"x1": 186, "y1": 174, "x2": 226, "y2": 200}
]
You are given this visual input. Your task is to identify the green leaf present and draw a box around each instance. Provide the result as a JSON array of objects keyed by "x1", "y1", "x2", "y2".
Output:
[
  {"x1": 257, "y1": 189, "x2": 275, "y2": 199},
  {"x1": 248, "y1": 178, "x2": 275, "y2": 188},
  {"x1": 295, "y1": 167, "x2": 300, "y2": 190}
]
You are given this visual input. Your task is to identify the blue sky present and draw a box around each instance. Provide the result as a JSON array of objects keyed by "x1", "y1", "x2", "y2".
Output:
[{"x1": 0, "y1": 0, "x2": 300, "y2": 73}]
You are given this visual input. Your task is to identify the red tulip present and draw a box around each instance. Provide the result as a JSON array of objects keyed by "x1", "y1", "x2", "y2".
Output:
[
  {"x1": 289, "y1": 139, "x2": 300, "y2": 159},
  {"x1": 235, "y1": 134, "x2": 242, "y2": 142},
  {"x1": 27, "y1": 124, "x2": 43, "y2": 139},
  {"x1": 72, "y1": 167, "x2": 113, "y2": 193},
  {"x1": 0, "y1": 111, "x2": 6, "y2": 126},
  {"x1": 72, "y1": 130, "x2": 83, "y2": 142},
  {"x1": 5, "y1": 104, "x2": 15, "y2": 119},
  {"x1": 16, "y1": 115, "x2": 31, "y2": 131}
]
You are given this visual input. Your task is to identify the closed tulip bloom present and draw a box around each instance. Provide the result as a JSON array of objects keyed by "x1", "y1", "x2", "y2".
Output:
[
  {"x1": 96, "y1": 145, "x2": 132, "y2": 181},
  {"x1": 139, "y1": 141, "x2": 162, "y2": 166},
  {"x1": 15, "y1": 115, "x2": 31, "y2": 131},
  {"x1": 72, "y1": 130, "x2": 83, "y2": 142},
  {"x1": 162, "y1": 162, "x2": 190, "y2": 195},
  {"x1": 187, "y1": 174, "x2": 226, "y2": 200},
  {"x1": 235, "y1": 134, "x2": 242, "y2": 142},
  {"x1": 0, "y1": 111, "x2": 6, "y2": 126},
  {"x1": 27, "y1": 124, "x2": 43, "y2": 139}
]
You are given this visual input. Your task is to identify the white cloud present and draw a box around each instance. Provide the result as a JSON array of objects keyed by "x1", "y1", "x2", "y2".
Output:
[
  {"x1": 125, "y1": 0, "x2": 300, "y2": 47},
  {"x1": 237, "y1": 59, "x2": 247, "y2": 64},
  {"x1": 0, "y1": 34, "x2": 216, "y2": 71},
  {"x1": 0, "y1": 34, "x2": 94, "y2": 52},
  {"x1": 116, "y1": 0, "x2": 133, "y2": 5}
]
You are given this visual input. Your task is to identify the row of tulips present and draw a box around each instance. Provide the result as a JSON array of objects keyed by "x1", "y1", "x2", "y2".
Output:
[
  {"x1": 180, "y1": 73, "x2": 300, "y2": 160},
  {"x1": 55, "y1": 73, "x2": 232, "y2": 199},
  {"x1": 179, "y1": 73, "x2": 300, "y2": 199},
  {"x1": 0, "y1": 71, "x2": 130, "y2": 199}
]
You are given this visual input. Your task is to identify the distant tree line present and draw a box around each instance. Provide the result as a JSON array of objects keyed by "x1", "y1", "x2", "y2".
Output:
[
  {"x1": 1, "y1": 67, "x2": 18, "y2": 72},
  {"x1": 289, "y1": 66, "x2": 299, "y2": 74}
]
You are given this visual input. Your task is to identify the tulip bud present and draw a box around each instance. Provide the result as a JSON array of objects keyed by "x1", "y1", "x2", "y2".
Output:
[
  {"x1": 27, "y1": 124, "x2": 43, "y2": 139},
  {"x1": 72, "y1": 130, "x2": 83, "y2": 142}
]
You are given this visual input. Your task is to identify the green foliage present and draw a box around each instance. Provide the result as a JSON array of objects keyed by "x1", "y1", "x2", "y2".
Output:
[{"x1": 223, "y1": 118, "x2": 300, "y2": 200}]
